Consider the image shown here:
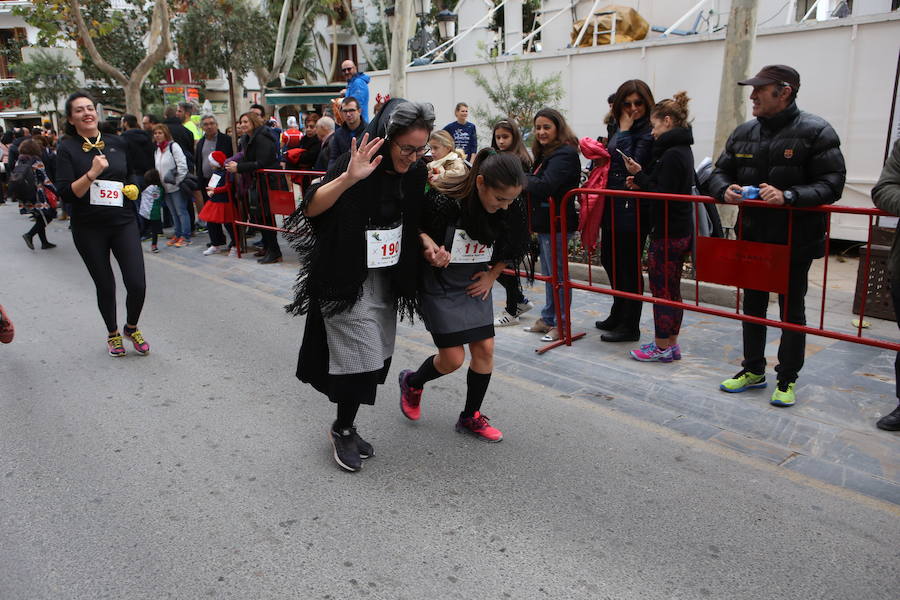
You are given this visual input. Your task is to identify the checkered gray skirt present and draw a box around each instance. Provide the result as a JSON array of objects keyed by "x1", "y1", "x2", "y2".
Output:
[{"x1": 322, "y1": 269, "x2": 397, "y2": 375}]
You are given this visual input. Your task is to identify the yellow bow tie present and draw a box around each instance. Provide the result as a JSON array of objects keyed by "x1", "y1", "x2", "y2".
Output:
[{"x1": 82, "y1": 139, "x2": 105, "y2": 152}]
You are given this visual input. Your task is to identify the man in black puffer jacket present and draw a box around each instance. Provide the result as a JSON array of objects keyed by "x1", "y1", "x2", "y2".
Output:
[{"x1": 708, "y1": 64, "x2": 846, "y2": 408}]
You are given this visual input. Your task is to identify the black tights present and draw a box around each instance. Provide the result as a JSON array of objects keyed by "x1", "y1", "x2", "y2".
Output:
[
  {"x1": 25, "y1": 210, "x2": 51, "y2": 244},
  {"x1": 208, "y1": 222, "x2": 237, "y2": 248},
  {"x1": 72, "y1": 220, "x2": 146, "y2": 333}
]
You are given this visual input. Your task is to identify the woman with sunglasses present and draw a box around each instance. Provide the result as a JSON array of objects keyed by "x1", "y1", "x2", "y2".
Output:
[
  {"x1": 595, "y1": 79, "x2": 656, "y2": 343},
  {"x1": 285, "y1": 99, "x2": 434, "y2": 473}
]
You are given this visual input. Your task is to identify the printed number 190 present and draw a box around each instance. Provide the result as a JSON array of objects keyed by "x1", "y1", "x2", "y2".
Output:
[{"x1": 381, "y1": 242, "x2": 399, "y2": 257}]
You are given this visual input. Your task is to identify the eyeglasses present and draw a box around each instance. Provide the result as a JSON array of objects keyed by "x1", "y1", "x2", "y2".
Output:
[
  {"x1": 623, "y1": 100, "x2": 644, "y2": 108},
  {"x1": 392, "y1": 141, "x2": 430, "y2": 157},
  {"x1": 341, "y1": 68, "x2": 353, "y2": 73}
]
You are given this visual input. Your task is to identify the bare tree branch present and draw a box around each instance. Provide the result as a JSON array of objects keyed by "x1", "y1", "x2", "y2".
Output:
[
  {"x1": 129, "y1": 0, "x2": 171, "y2": 87},
  {"x1": 341, "y1": 0, "x2": 378, "y2": 70},
  {"x1": 68, "y1": 0, "x2": 127, "y2": 86}
]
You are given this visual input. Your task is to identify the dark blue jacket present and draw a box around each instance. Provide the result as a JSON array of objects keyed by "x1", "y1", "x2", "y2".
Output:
[{"x1": 604, "y1": 116, "x2": 654, "y2": 232}]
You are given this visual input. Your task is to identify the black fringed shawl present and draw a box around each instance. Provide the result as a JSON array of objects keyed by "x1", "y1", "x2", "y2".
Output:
[
  {"x1": 420, "y1": 187, "x2": 532, "y2": 273},
  {"x1": 283, "y1": 101, "x2": 427, "y2": 320}
]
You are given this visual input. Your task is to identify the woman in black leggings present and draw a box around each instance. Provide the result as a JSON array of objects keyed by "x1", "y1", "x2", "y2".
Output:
[{"x1": 56, "y1": 91, "x2": 150, "y2": 357}]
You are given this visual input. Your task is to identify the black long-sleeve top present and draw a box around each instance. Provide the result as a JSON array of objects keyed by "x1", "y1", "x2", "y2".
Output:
[
  {"x1": 632, "y1": 127, "x2": 695, "y2": 240},
  {"x1": 526, "y1": 143, "x2": 581, "y2": 233},
  {"x1": 236, "y1": 126, "x2": 279, "y2": 175},
  {"x1": 56, "y1": 134, "x2": 133, "y2": 227}
]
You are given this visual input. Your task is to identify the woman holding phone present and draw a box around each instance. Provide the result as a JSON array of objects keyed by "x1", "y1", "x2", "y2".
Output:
[{"x1": 596, "y1": 80, "x2": 656, "y2": 342}]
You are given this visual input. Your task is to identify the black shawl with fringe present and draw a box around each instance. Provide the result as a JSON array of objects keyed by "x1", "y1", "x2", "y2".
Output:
[
  {"x1": 421, "y1": 187, "x2": 532, "y2": 276},
  {"x1": 283, "y1": 101, "x2": 427, "y2": 320}
]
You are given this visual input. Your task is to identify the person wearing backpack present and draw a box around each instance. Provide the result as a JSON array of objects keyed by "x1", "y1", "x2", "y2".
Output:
[
  {"x1": 152, "y1": 124, "x2": 191, "y2": 247},
  {"x1": 13, "y1": 139, "x2": 58, "y2": 250}
]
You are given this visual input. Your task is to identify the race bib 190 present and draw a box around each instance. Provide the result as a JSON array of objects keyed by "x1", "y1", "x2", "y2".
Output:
[
  {"x1": 90, "y1": 179, "x2": 124, "y2": 207},
  {"x1": 450, "y1": 229, "x2": 493, "y2": 263},
  {"x1": 365, "y1": 222, "x2": 403, "y2": 268}
]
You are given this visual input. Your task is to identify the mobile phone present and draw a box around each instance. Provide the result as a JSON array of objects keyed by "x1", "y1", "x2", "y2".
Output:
[{"x1": 616, "y1": 148, "x2": 632, "y2": 161}]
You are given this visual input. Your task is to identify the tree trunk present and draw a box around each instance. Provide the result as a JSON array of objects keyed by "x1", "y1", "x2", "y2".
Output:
[
  {"x1": 341, "y1": 0, "x2": 378, "y2": 71},
  {"x1": 389, "y1": 0, "x2": 415, "y2": 97},
  {"x1": 123, "y1": 81, "x2": 142, "y2": 121},
  {"x1": 375, "y1": 0, "x2": 391, "y2": 66},
  {"x1": 329, "y1": 21, "x2": 339, "y2": 82},
  {"x1": 68, "y1": 0, "x2": 171, "y2": 116},
  {"x1": 713, "y1": 0, "x2": 758, "y2": 233}
]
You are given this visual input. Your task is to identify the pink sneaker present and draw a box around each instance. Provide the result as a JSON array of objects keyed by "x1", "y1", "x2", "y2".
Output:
[
  {"x1": 630, "y1": 342, "x2": 676, "y2": 362},
  {"x1": 124, "y1": 327, "x2": 150, "y2": 355},
  {"x1": 107, "y1": 334, "x2": 126, "y2": 357},
  {"x1": 636, "y1": 342, "x2": 682, "y2": 360},
  {"x1": 455, "y1": 411, "x2": 503, "y2": 442},
  {"x1": 0, "y1": 304, "x2": 14, "y2": 344},
  {"x1": 398, "y1": 369, "x2": 422, "y2": 420}
]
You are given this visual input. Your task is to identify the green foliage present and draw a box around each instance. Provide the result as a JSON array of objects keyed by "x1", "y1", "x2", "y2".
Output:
[
  {"x1": 353, "y1": 11, "x2": 390, "y2": 71},
  {"x1": 0, "y1": 81, "x2": 27, "y2": 107},
  {"x1": 466, "y1": 45, "x2": 564, "y2": 140},
  {"x1": 176, "y1": 0, "x2": 275, "y2": 83},
  {"x1": 16, "y1": 50, "x2": 79, "y2": 112},
  {"x1": 15, "y1": 0, "x2": 172, "y2": 109}
]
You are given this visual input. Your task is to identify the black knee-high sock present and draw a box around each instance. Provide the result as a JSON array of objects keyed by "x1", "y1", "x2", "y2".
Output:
[
  {"x1": 463, "y1": 369, "x2": 492, "y2": 417},
  {"x1": 334, "y1": 399, "x2": 361, "y2": 430},
  {"x1": 407, "y1": 355, "x2": 445, "y2": 389}
]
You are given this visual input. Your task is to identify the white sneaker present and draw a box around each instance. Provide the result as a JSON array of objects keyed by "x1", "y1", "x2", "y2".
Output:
[
  {"x1": 494, "y1": 312, "x2": 520, "y2": 327},
  {"x1": 228, "y1": 247, "x2": 237, "y2": 257},
  {"x1": 515, "y1": 300, "x2": 535, "y2": 317},
  {"x1": 203, "y1": 245, "x2": 220, "y2": 256}
]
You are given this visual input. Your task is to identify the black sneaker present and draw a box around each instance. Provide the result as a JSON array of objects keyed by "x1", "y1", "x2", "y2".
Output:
[
  {"x1": 329, "y1": 426, "x2": 361, "y2": 472},
  {"x1": 353, "y1": 430, "x2": 374, "y2": 459},
  {"x1": 876, "y1": 404, "x2": 900, "y2": 431}
]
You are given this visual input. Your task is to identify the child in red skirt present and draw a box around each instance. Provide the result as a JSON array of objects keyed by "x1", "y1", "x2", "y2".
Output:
[{"x1": 198, "y1": 151, "x2": 237, "y2": 256}]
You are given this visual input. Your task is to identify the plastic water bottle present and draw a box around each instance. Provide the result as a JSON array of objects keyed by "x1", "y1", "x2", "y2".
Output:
[{"x1": 741, "y1": 186, "x2": 760, "y2": 199}]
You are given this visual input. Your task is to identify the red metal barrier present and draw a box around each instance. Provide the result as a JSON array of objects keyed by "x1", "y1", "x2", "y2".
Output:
[
  {"x1": 228, "y1": 169, "x2": 325, "y2": 258},
  {"x1": 531, "y1": 187, "x2": 900, "y2": 353}
]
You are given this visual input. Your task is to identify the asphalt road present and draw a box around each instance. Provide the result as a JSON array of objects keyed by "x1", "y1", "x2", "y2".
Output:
[{"x1": 1, "y1": 209, "x2": 898, "y2": 600}]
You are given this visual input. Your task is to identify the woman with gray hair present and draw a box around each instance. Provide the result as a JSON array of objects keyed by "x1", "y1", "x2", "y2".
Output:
[{"x1": 285, "y1": 99, "x2": 435, "y2": 472}]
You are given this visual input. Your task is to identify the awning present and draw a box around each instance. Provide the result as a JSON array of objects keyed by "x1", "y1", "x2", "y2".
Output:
[{"x1": 264, "y1": 84, "x2": 345, "y2": 106}]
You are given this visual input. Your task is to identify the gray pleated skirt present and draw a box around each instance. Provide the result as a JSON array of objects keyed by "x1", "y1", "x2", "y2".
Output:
[
  {"x1": 322, "y1": 269, "x2": 397, "y2": 375},
  {"x1": 420, "y1": 263, "x2": 495, "y2": 348}
]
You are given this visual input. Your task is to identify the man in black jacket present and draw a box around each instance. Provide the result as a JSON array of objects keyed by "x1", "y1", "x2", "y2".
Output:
[
  {"x1": 120, "y1": 114, "x2": 155, "y2": 188},
  {"x1": 162, "y1": 106, "x2": 195, "y2": 169},
  {"x1": 328, "y1": 97, "x2": 367, "y2": 170},
  {"x1": 194, "y1": 114, "x2": 234, "y2": 180},
  {"x1": 708, "y1": 65, "x2": 846, "y2": 408}
]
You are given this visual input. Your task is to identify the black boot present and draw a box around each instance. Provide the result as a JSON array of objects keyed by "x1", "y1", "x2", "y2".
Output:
[
  {"x1": 876, "y1": 403, "x2": 900, "y2": 431},
  {"x1": 22, "y1": 233, "x2": 34, "y2": 250},
  {"x1": 41, "y1": 242, "x2": 57, "y2": 249},
  {"x1": 601, "y1": 300, "x2": 640, "y2": 342},
  {"x1": 595, "y1": 297, "x2": 624, "y2": 330},
  {"x1": 257, "y1": 251, "x2": 283, "y2": 264}
]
